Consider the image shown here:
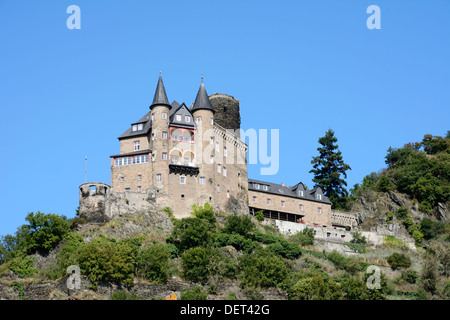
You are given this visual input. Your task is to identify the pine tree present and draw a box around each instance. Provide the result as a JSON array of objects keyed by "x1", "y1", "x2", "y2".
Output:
[{"x1": 310, "y1": 129, "x2": 351, "y2": 209}]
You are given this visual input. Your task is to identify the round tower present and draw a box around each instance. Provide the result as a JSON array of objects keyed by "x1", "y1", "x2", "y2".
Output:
[
  {"x1": 191, "y1": 80, "x2": 216, "y2": 206},
  {"x1": 209, "y1": 93, "x2": 241, "y2": 137},
  {"x1": 149, "y1": 74, "x2": 171, "y2": 193}
]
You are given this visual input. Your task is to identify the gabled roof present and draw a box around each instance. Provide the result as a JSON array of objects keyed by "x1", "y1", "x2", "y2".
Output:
[
  {"x1": 169, "y1": 103, "x2": 195, "y2": 128},
  {"x1": 190, "y1": 81, "x2": 214, "y2": 113},
  {"x1": 150, "y1": 74, "x2": 171, "y2": 110},
  {"x1": 118, "y1": 101, "x2": 179, "y2": 140},
  {"x1": 248, "y1": 179, "x2": 332, "y2": 204}
]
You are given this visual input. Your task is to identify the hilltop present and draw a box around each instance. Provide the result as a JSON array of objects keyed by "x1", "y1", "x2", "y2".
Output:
[{"x1": 0, "y1": 132, "x2": 449, "y2": 300}]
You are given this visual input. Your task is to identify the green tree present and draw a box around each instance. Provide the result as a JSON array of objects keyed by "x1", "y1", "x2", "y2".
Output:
[
  {"x1": 309, "y1": 129, "x2": 352, "y2": 209},
  {"x1": 135, "y1": 243, "x2": 170, "y2": 284},
  {"x1": 386, "y1": 252, "x2": 411, "y2": 270},
  {"x1": 238, "y1": 248, "x2": 288, "y2": 288},
  {"x1": 168, "y1": 217, "x2": 215, "y2": 252},
  {"x1": 181, "y1": 246, "x2": 211, "y2": 284},
  {"x1": 223, "y1": 214, "x2": 254, "y2": 237}
]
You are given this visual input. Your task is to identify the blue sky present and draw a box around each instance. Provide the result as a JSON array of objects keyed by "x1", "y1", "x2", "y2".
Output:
[{"x1": 0, "y1": 0, "x2": 449, "y2": 236}]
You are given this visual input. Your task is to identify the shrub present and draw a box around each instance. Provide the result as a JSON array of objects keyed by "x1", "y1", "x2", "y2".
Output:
[
  {"x1": 289, "y1": 272, "x2": 342, "y2": 300},
  {"x1": 266, "y1": 240, "x2": 302, "y2": 260},
  {"x1": 135, "y1": 243, "x2": 170, "y2": 284},
  {"x1": 255, "y1": 210, "x2": 264, "y2": 221},
  {"x1": 191, "y1": 203, "x2": 216, "y2": 227},
  {"x1": 111, "y1": 290, "x2": 139, "y2": 300},
  {"x1": 376, "y1": 175, "x2": 393, "y2": 192},
  {"x1": 386, "y1": 252, "x2": 411, "y2": 270},
  {"x1": 291, "y1": 227, "x2": 315, "y2": 246},
  {"x1": 9, "y1": 256, "x2": 37, "y2": 278},
  {"x1": 401, "y1": 269, "x2": 418, "y2": 284},
  {"x1": 421, "y1": 254, "x2": 438, "y2": 294},
  {"x1": 327, "y1": 251, "x2": 362, "y2": 275},
  {"x1": 207, "y1": 247, "x2": 238, "y2": 280},
  {"x1": 181, "y1": 246, "x2": 211, "y2": 284},
  {"x1": 213, "y1": 232, "x2": 258, "y2": 254},
  {"x1": 419, "y1": 218, "x2": 446, "y2": 240},
  {"x1": 238, "y1": 248, "x2": 288, "y2": 288},
  {"x1": 168, "y1": 217, "x2": 215, "y2": 252},
  {"x1": 344, "y1": 242, "x2": 366, "y2": 254},
  {"x1": 223, "y1": 214, "x2": 254, "y2": 236},
  {"x1": 180, "y1": 286, "x2": 207, "y2": 300},
  {"x1": 76, "y1": 237, "x2": 139, "y2": 287},
  {"x1": 351, "y1": 232, "x2": 367, "y2": 245}
]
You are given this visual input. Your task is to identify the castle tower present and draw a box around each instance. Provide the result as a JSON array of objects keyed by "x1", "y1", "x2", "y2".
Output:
[
  {"x1": 209, "y1": 93, "x2": 241, "y2": 137},
  {"x1": 191, "y1": 79, "x2": 216, "y2": 206},
  {"x1": 149, "y1": 74, "x2": 172, "y2": 197}
]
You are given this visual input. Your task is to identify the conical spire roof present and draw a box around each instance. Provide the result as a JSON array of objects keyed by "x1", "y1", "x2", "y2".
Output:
[
  {"x1": 150, "y1": 74, "x2": 171, "y2": 110},
  {"x1": 191, "y1": 80, "x2": 214, "y2": 113}
]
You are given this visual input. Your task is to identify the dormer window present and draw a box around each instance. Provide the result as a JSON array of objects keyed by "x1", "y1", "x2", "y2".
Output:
[
  {"x1": 316, "y1": 194, "x2": 322, "y2": 200},
  {"x1": 185, "y1": 115, "x2": 191, "y2": 122},
  {"x1": 254, "y1": 183, "x2": 260, "y2": 189},
  {"x1": 263, "y1": 185, "x2": 268, "y2": 191},
  {"x1": 176, "y1": 114, "x2": 182, "y2": 121},
  {"x1": 132, "y1": 125, "x2": 138, "y2": 132},
  {"x1": 299, "y1": 191, "x2": 304, "y2": 197}
]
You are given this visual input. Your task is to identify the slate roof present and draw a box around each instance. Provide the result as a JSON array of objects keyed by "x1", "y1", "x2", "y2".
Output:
[
  {"x1": 248, "y1": 178, "x2": 332, "y2": 205},
  {"x1": 150, "y1": 74, "x2": 171, "y2": 109},
  {"x1": 190, "y1": 80, "x2": 214, "y2": 113}
]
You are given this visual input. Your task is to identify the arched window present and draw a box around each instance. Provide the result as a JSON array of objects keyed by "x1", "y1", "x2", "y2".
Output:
[
  {"x1": 170, "y1": 150, "x2": 182, "y2": 165},
  {"x1": 183, "y1": 151, "x2": 195, "y2": 166},
  {"x1": 171, "y1": 129, "x2": 182, "y2": 141}
]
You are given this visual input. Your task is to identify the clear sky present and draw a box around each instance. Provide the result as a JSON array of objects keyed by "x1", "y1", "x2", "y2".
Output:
[{"x1": 0, "y1": 0, "x2": 449, "y2": 237}]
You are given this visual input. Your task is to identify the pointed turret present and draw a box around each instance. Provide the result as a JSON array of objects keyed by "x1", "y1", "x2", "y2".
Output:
[
  {"x1": 150, "y1": 74, "x2": 171, "y2": 110},
  {"x1": 191, "y1": 80, "x2": 215, "y2": 113}
]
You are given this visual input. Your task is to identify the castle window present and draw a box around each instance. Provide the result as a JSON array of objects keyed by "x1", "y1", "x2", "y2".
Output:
[
  {"x1": 171, "y1": 155, "x2": 179, "y2": 165},
  {"x1": 181, "y1": 194, "x2": 185, "y2": 200},
  {"x1": 254, "y1": 183, "x2": 260, "y2": 189},
  {"x1": 151, "y1": 132, "x2": 155, "y2": 140},
  {"x1": 162, "y1": 112, "x2": 167, "y2": 119},
  {"x1": 138, "y1": 175, "x2": 142, "y2": 181},
  {"x1": 210, "y1": 155, "x2": 214, "y2": 163},
  {"x1": 316, "y1": 194, "x2": 322, "y2": 200},
  {"x1": 210, "y1": 118, "x2": 213, "y2": 125},
  {"x1": 299, "y1": 204, "x2": 304, "y2": 211},
  {"x1": 263, "y1": 185, "x2": 268, "y2": 191},
  {"x1": 134, "y1": 141, "x2": 140, "y2": 151},
  {"x1": 90, "y1": 185, "x2": 96, "y2": 191},
  {"x1": 125, "y1": 188, "x2": 130, "y2": 192},
  {"x1": 171, "y1": 129, "x2": 182, "y2": 141},
  {"x1": 132, "y1": 155, "x2": 149, "y2": 164},
  {"x1": 217, "y1": 164, "x2": 221, "y2": 174},
  {"x1": 162, "y1": 131, "x2": 167, "y2": 139},
  {"x1": 185, "y1": 115, "x2": 191, "y2": 122},
  {"x1": 162, "y1": 152, "x2": 167, "y2": 160},
  {"x1": 253, "y1": 196, "x2": 257, "y2": 203},
  {"x1": 224, "y1": 147, "x2": 227, "y2": 157},
  {"x1": 281, "y1": 201, "x2": 285, "y2": 207},
  {"x1": 180, "y1": 176, "x2": 185, "y2": 184},
  {"x1": 318, "y1": 207, "x2": 322, "y2": 214},
  {"x1": 132, "y1": 124, "x2": 138, "y2": 132},
  {"x1": 196, "y1": 117, "x2": 201, "y2": 124},
  {"x1": 215, "y1": 141, "x2": 219, "y2": 152},
  {"x1": 267, "y1": 198, "x2": 271, "y2": 205},
  {"x1": 137, "y1": 186, "x2": 141, "y2": 192},
  {"x1": 227, "y1": 190, "x2": 230, "y2": 199},
  {"x1": 210, "y1": 136, "x2": 214, "y2": 144},
  {"x1": 151, "y1": 113, "x2": 154, "y2": 121},
  {"x1": 299, "y1": 191, "x2": 304, "y2": 197},
  {"x1": 115, "y1": 157, "x2": 131, "y2": 166},
  {"x1": 200, "y1": 177, "x2": 205, "y2": 185},
  {"x1": 176, "y1": 114, "x2": 182, "y2": 121},
  {"x1": 217, "y1": 184, "x2": 220, "y2": 192},
  {"x1": 183, "y1": 156, "x2": 190, "y2": 166},
  {"x1": 120, "y1": 177, "x2": 124, "y2": 182},
  {"x1": 223, "y1": 166, "x2": 227, "y2": 177},
  {"x1": 156, "y1": 174, "x2": 161, "y2": 182}
]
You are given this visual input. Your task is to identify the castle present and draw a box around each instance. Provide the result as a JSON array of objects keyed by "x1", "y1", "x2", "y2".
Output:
[{"x1": 79, "y1": 75, "x2": 334, "y2": 228}]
